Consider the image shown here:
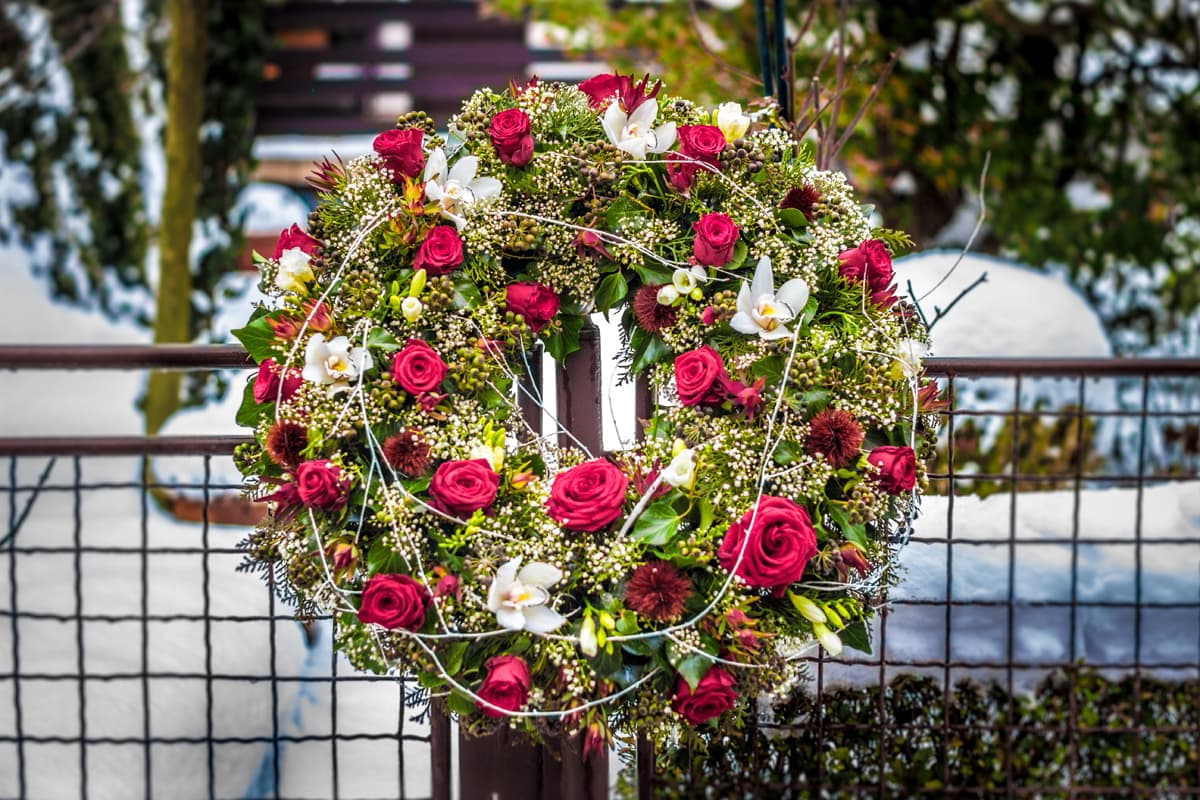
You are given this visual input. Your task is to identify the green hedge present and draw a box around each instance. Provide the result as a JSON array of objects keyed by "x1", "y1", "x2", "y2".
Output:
[{"x1": 646, "y1": 670, "x2": 1199, "y2": 798}]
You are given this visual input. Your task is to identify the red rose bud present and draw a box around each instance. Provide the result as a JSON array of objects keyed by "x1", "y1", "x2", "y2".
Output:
[
  {"x1": 545, "y1": 459, "x2": 630, "y2": 532},
  {"x1": 671, "y1": 666, "x2": 738, "y2": 725},
  {"x1": 373, "y1": 128, "x2": 426, "y2": 179},
  {"x1": 294, "y1": 459, "x2": 352, "y2": 512},
  {"x1": 676, "y1": 125, "x2": 726, "y2": 166},
  {"x1": 391, "y1": 339, "x2": 448, "y2": 395},
  {"x1": 417, "y1": 391, "x2": 448, "y2": 416},
  {"x1": 427, "y1": 458, "x2": 500, "y2": 518},
  {"x1": 867, "y1": 445, "x2": 918, "y2": 494},
  {"x1": 505, "y1": 282, "x2": 560, "y2": 332},
  {"x1": 574, "y1": 229, "x2": 614, "y2": 262},
  {"x1": 253, "y1": 359, "x2": 303, "y2": 404},
  {"x1": 837, "y1": 239, "x2": 894, "y2": 299},
  {"x1": 357, "y1": 573, "x2": 430, "y2": 631},
  {"x1": 699, "y1": 306, "x2": 718, "y2": 325},
  {"x1": 272, "y1": 223, "x2": 321, "y2": 259},
  {"x1": 692, "y1": 212, "x2": 739, "y2": 267},
  {"x1": 489, "y1": 108, "x2": 535, "y2": 167},
  {"x1": 413, "y1": 225, "x2": 464, "y2": 275},
  {"x1": 433, "y1": 572, "x2": 462, "y2": 600},
  {"x1": 838, "y1": 543, "x2": 871, "y2": 581},
  {"x1": 325, "y1": 539, "x2": 359, "y2": 583},
  {"x1": 718, "y1": 496, "x2": 817, "y2": 588},
  {"x1": 577, "y1": 72, "x2": 631, "y2": 110},
  {"x1": 476, "y1": 655, "x2": 531, "y2": 718},
  {"x1": 665, "y1": 156, "x2": 699, "y2": 193},
  {"x1": 673, "y1": 345, "x2": 729, "y2": 407}
]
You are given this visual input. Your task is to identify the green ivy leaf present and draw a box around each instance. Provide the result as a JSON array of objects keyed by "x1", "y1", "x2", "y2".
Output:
[
  {"x1": 235, "y1": 377, "x2": 268, "y2": 428},
  {"x1": 778, "y1": 207, "x2": 809, "y2": 229},
  {"x1": 452, "y1": 277, "x2": 483, "y2": 310},
  {"x1": 826, "y1": 504, "x2": 869, "y2": 548},
  {"x1": 726, "y1": 238, "x2": 748, "y2": 270},
  {"x1": 772, "y1": 440, "x2": 804, "y2": 466},
  {"x1": 675, "y1": 654, "x2": 713, "y2": 691},
  {"x1": 839, "y1": 619, "x2": 872, "y2": 654},
  {"x1": 630, "y1": 332, "x2": 672, "y2": 373},
  {"x1": 366, "y1": 327, "x2": 402, "y2": 352},
  {"x1": 631, "y1": 501, "x2": 680, "y2": 546},
  {"x1": 594, "y1": 272, "x2": 628, "y2": 312},
  {"x1": 545, "y1": 314, "x2": 584, "y2": 361},
  {"x1": 231, "y1": 316, "x2": 277, "y2": 363},
  {"x1": 443, "y1": 641, "x2": 468, "y2": 676},
  {"x1": 447, "y1": 689, "x2": 476, "y2": 716}
]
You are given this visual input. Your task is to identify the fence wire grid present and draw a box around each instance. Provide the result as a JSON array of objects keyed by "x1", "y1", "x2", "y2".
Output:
[{"x1": 2, "y1": 348, "x2": 1199, "y2": 800}]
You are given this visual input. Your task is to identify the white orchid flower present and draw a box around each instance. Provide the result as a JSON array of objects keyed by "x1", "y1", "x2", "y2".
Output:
[
  {"x1": 275, "y1": 247, "x2": 315, "y2": 294},
  {"x1": 423, "y1": 148, "x2": 502, "y2": 229},
  {"x1": 729, "y1": 256, "x2": 811, "y2": 341},
  {"x1": 487, "y1": 557, "x2": 566, "y2": 633},
  {"x1": 602, "y1": 99, "x2": 676, "y2": 160},
  {"x1": 672, "y1": 266, "x2": 707, "y2": 295},
  {"x1": 302, "y1": 334, "x2": 373, "y2": 395},
  {"x1": 661, "y1": 448, "x2": 697, "y2": 489},
  {"x1": 714, "y1": 101, "x2": 751, "y2": 142}
]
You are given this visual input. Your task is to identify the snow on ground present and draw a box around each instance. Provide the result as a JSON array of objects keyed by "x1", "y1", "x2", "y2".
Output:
[{"x1": 3, "y1": 231, "x2": 1197, "y2": 797}]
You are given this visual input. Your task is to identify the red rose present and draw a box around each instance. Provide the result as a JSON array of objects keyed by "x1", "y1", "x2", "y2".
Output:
[
  {"x1": 294, "y1": 459, "x2": 351, "y2": 512},
  {"x1": 489, "y1": 108, "x2": 535, "y2": 167},
  {"x1": 476, "y1": 655, "x2": 531, "y2": 718},
  {"x1": 692, "y1": 213, "x2": 740, "y2": 267},
  {"x1": 677, "y1": 125, "x2": 726, "y2": 166},
  {"x1": 505, "y1": 282, "x2": 560, "y2": 332},
  {"x1": 428, "y1": 458, "x2": 499, "y2": 518},
  {"x1": 373, "y1": 128, "x2": 425, "y2": 179},
  {"x1": 577, "y1": 72, "x2": 630, "y2": 110},
  {"x1": 867, "y1": 445, "x2": 917, "y2": 494},
  {"x1": 717, "y1": 496, "x2": 817, "y2": 588},
  {"x1": 671, "y1": 666, "x2": 738, "y2": 725},
  {"x1": 545, "y1": 459, "x2": 629, "y2": 532},
  {"x1": 673, "y1": 345, "x2": 728, "y2": 407},
  {"x1": 357, "y1": 573, "x2": 430, "y2": 631},
  {"x1": 665, "y1": 157, "x2": 698, "y2": 193},
  {"x1": 414, "y1": 226, "x2": 464, "y2": 276},
  {"x1": 391, "y1": 339, "x2": 447, "y2": 395},
  {"x1": 838, "y1": 239, "x2": 894, "y2": 296},
  {"x1": 253, "y1": 358, "x2": 303, "y2": 404},
  {"x1": 272, "y1": 223, "x2": 321, "y2": 259}
]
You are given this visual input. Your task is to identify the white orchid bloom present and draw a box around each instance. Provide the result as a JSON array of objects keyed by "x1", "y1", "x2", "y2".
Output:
[
  {"x1": 661, "y1": 448, "x2": 697, "y2": 489},
  {"x1": 729, "y1": 256, "x2": 811, "y2": 341},
  {"x1": 672, "y1": 266, "x2": 707, "y2": 295},
  {"x1": 602, "y1": 99, "x2": 676, "y2": 160},
  {"x1": 302, "y1": 334, "x2": 373, "y2": 395},
  {"x1": 487, "y1": 558, "x2": 566, "y2": 633},
  {"x1": 714, "y1": 101, "x2": 751, "y2": 142},
  {"x1": 275, "y1": 247, "x2": 315, "y2": 294},
  {"x1": 423, "y1": 148, "x2": 502, "y2": 229}
]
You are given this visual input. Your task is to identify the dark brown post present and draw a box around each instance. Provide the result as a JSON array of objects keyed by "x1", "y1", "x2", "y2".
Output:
[
  {"x1": 430, "y1": 698, "x2": 452, "y2": 800},
  {"x1": 634, "y1": 374, "x2": 656, "y2": 798},
  {"x1": 556, "y1": 321, "x2": 605, "y2": 455}
]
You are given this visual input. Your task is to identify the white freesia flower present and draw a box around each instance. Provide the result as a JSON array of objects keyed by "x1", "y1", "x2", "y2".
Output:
[
  {"x1": 895, "y1": 338, "x2": 930, "y2": 380},
  {"x1": 714, "y1": 101, "x2": 751, "y2": 142},
  {"x1": 302, "y1": 334, "x2": 373, "y2": 395},
  {"x1": 487, "y1": 558, "x2": 566, "y2": 633},
  {"x1": 602, "y1": 99, "x2": 676, "y2": 160},
  {"x1": 578, "y1": 615, "x2": 598, "y2": 657},
  {"x1": 400, "y1": 297, "x2": 423, "y2": 323},
  {"x1": 729, "y1": 256, "x2": 811, "y2": 341},
  {"x1": 672, "y1": 266, "x2": 707, "y2": 295},
  {"x1": 812, "y1": 621, "x2": 843, "y2": 657},
  {"x1": 661, "y1": 448, "x2": 697, "y2": 489},
  {"x1": 470, "y1": 442, "x2": 505, "y2": 472},
  {"x1": 656, "y1": 284, "x2": 681, "y2": 306},
  {"x1": 275, "y1": 247, "x2": 315, "y2": 294},
  {"x1": 423, "y1": 148, "x2": 502, "y2": 229}
]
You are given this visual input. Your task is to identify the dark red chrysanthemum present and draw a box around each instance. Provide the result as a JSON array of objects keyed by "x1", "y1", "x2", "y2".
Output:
[
  {"x1": 382, "y1": 429, "x2": 432, "y2": 477},
  {"x1": 805, "y1": 409, "x2": 865, "y2": 468},
  {"x1": 624, "y1": 560, "x2": 693, "y2": 622},
  {"x1": 780, "y1": 185, "x2": 822, "y2": 221},
  {"x1": 265, "y1": 421, "x2": 308, "y2": 468},
  {"x1": 631, "y1": 284, "x2": 677, "y2": 333}
]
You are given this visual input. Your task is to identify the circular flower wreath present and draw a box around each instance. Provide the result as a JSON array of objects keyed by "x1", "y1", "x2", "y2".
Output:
[{"x1": 234, "y1": 73, "x2": 940, "y2": 750}]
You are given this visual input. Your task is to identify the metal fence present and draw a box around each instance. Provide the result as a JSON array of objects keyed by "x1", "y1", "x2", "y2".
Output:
[{"x1": 2, "y1": 346, "x2": 1199, "y2": 799}]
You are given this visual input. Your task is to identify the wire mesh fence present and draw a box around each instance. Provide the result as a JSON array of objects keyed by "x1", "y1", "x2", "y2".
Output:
[{"x1": 2, "y1": 348, "x2": 1199, "y2": 799}]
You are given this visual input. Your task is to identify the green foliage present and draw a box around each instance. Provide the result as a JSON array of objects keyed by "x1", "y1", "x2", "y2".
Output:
[{"x1": 648, "y1": 669, "x2": 1200, "y2": 797}]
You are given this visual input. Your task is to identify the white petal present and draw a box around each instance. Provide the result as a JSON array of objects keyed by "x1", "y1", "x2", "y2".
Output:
[
  {"x1": 628, "y1": 99, "x2": 658, "y2": 130},
  {"x1": 616, "y1": 137, "x2": 647, "y2": 160},
  {"x1": 469, "y1": 176, "x2": 502, "y2": 201},
  {"x1": 735, "y1": 280, "x2": 754, "y2": 314},
  {"x1": 424, "y1": 181, "x2": 444, "y2": 202},
  {"x1": 729, "y1": 311, "x2": 761, "y2": 335},
  {"x1": 602, "y1": 103, "x2": 627, "y2": 148},
  {"x1": 521, "y1": 605, "x2": 566, "y2": 634},
  {"x1": 775, "y1": 278, "x2": 810, "y2": 316},
  {"x1": 650, "y1": 121, "x2": 676, "y2": 153},
  {"x1": 327, "y1": 336, "x2": 351, "y2": 355},
  {"x1": 354, "y1": 347, "x2": 374, "y2": 373},
  {"x1": 495, "y1": 607, "x2": 528, "y2": 631},
  {"x1": 448, "y1": 155, "x2": 478, "y2": 186},
  {"x1": 487, "y1": 558, "x2": 521, "y2": 612},
  {"x1": 305, "y1": 333, "x2": 327, "y2": 358},
  {"x1": 302, "y1": 364, "x2": 327, "y2": 384},
  {"x1": 750, "y1": 256, "x2": 774, "y2": 299},
  {"x1": 759, "y1": 323, "x2": 793, "y2": 341},
  {"x1": 518, "y1": 561, "x2": 562, "y2": 589},
  {"x1": 424, "y1": 148, "x2": 447, "y2": 183}
]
